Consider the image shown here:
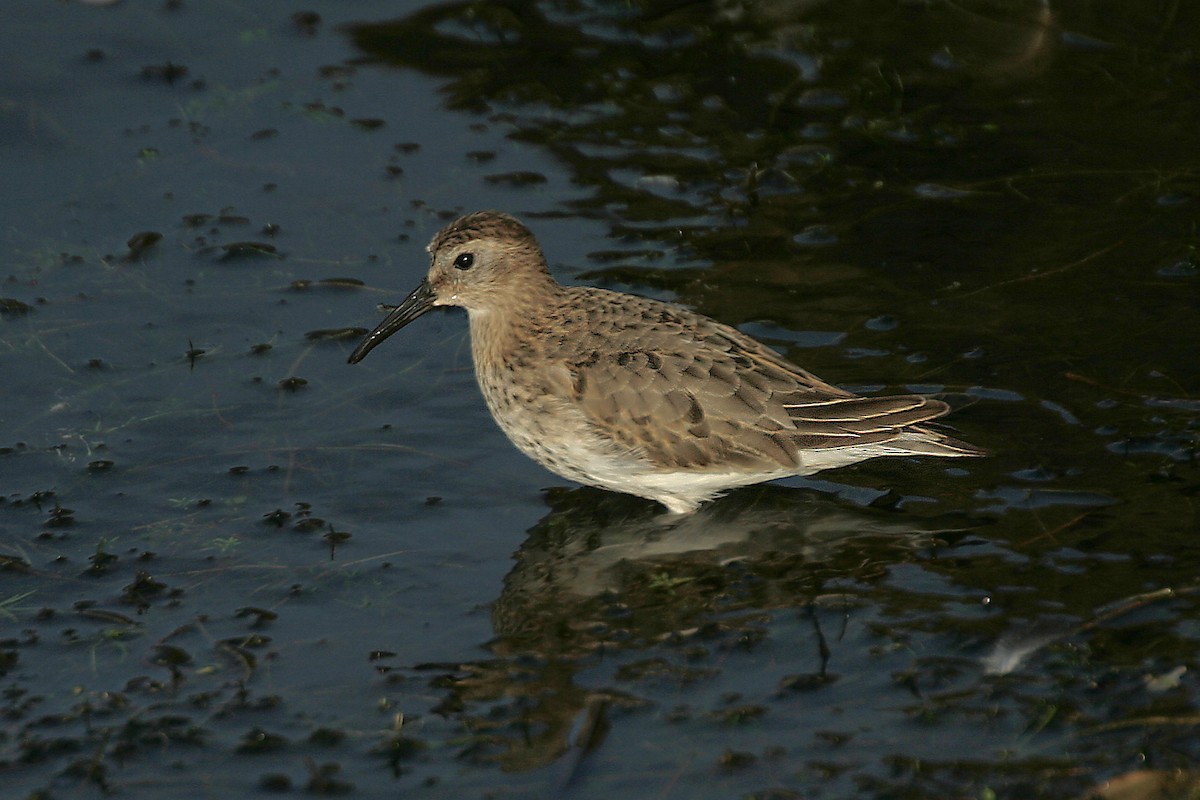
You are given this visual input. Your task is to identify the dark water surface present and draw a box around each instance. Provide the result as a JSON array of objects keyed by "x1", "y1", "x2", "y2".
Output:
[{"x1": 2, "y1": 1, "x2": 1198, "y2": 798}]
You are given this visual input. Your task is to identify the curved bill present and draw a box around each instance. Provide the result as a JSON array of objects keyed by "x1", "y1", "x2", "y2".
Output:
[{"x1": 347, "y1": 278, "x2": 436, "y2": 364}]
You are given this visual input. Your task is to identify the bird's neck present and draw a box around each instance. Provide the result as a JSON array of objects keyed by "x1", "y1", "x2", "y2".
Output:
[{"x1": 467, "y1": 277, "x2": 564, "y2": 370}]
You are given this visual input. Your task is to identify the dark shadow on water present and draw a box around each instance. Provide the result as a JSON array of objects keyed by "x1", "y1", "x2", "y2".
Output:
[
  {"x1": 495, "y1": 484, "x2": 975, "y2": 629},
  {"x1": 407, "y1": 485, "x2": 985, "y2": 775}
]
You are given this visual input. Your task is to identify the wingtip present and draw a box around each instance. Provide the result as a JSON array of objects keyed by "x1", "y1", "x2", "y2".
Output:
[{"x1": 911, "y1": 431, "x2": 987, "y2": 458}]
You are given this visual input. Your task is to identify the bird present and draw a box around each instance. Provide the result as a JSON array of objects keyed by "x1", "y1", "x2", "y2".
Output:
[{"x1": 348, "y1": 211, "x2": 983, "y2": 514}]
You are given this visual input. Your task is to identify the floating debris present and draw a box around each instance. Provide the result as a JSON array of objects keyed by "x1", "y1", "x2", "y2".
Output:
[
  {"x1": 185, "y1": 340, "x2": 206, "y2": 366},
  {"x1": 220, "y1": 242, "x2": 279, "y2": 259},
  {"x1": 293, "y1": 516, "x2": 325, "y2": 533},
  {"x1": 223, "y1": 633, "x2": 271, "y2": 649},
  {"x1": 140, "y1": 61, "x2": 189, "y2": 85},
  {"x1": 237, "y1": 727, "x2": 287, "y2": 754},
  {"x1": 84, "y1": 547, "x2": 119, "y2": 576},
  {"x1": 44, "y1": 505, "x2": 75, "y2": 528},
  {"x1": 0, "y1": 554, "x2": 31, "y2": 572},
  {"x1": 292, "y1": 277, "x2": 365, "y2": 290},
  {"x1": 124, "y1": 231, "x2": 162, "y2": 260},
  {"x1": 914, "y1": 182, "x2": 976, "y2": 200},
  {"x1": 235, "y1": 607, "x2": 279, "y2": 626},
  {"x1": 323, "y1": 525, "x2": 351, "y2": 557},
  {"x1": 305, "y1": 327, "x2": 366, "y2": 342},
  {"x1": 292, "y1": 11, "x2": 322, "y2": 36},
  {"x1": 792, "y1": 224, "x2": 837, "y2": 246},
  {"x1": 0, "y1": 298, "x2": 33, "y2": 315},
  {"x1": 181, "y1": 213, "x2": 212, "y2": 228},
  {"x1": 301, "y1": 101, "x2": 344, "y2": 119},
  {"x1": 152, "y1": 642, "x2": 194, "y2": 671},
  {"x1": 122, "y1": 570, "x2": 169, "y2": 607},
  {"x1": 77, "y1": 608, "x2": 137, "y2": 625},
  {"x1": 219, "y1": 640, "x2": 257, "y2": 674},
  {"x1": 278, "y1": 376, "x2": 308, "y2": 391},
  {"x1": 484, "y1": 171, "x2": 548, "y2": 186}
]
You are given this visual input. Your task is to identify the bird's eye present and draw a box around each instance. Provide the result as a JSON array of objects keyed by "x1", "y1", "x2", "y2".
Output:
[{"x1": 454, "y1": 252, "x2": 475, "y2": 271}]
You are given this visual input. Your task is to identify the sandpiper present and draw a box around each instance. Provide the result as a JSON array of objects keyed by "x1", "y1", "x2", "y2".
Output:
[{"x1": 349, "y1": 211, "x2": 983, "y2": 514}]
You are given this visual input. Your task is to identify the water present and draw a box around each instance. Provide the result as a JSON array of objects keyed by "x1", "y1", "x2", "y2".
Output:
[{"x1": 2, "y1": 1, "x2": 1198, "y2": 797}]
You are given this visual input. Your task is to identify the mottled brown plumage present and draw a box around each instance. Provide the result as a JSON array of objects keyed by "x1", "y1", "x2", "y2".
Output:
[{"x1": 349, "y1": 211, "x2": 983, "y2": 513}]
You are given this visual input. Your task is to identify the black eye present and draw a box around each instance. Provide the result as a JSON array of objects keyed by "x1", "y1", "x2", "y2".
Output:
[{"x1": 453, "y1": 252, "x2": 475, "y2": 271}]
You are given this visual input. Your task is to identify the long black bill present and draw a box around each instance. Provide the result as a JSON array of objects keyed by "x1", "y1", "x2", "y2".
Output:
[{"x1": 347, "y1": 278, "x2": 436, "y2": 364}]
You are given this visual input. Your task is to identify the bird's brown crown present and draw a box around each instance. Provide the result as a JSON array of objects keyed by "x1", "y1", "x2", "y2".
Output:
[{"x1": 429, "y1": 210, "x2": 537, "y2": 255}]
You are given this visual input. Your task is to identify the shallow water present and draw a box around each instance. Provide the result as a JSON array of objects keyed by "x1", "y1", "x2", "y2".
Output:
[{"x1": 2, "y1": 1, "x2": 1198, "y2": 798}]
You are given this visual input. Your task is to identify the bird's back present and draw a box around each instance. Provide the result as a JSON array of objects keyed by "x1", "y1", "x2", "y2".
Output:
[{"x1": 528, "y1": 286, "x2": 978, "y2": 477}]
